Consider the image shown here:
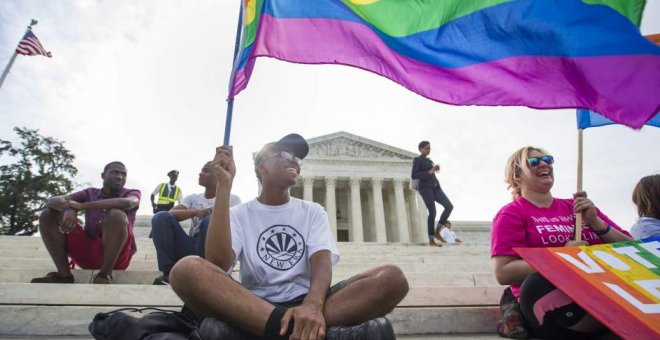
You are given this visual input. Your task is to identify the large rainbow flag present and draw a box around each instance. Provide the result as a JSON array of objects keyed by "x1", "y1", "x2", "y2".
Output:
[
  {"x1": 228, "y1": 0, "x2": 659, "y2": 129},
  {"x1": 516, "y1": 239, "x2": 660, "y2": 338}
]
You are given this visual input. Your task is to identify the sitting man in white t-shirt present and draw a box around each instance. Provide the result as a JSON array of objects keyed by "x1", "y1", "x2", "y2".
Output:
[
  {"x1": 169, "y1": 134, "x2": 409, "y2": 340},
  {"x1": 439, "y1": 220, "x2": 462, "y2": 244},
  {"x1": 150, "y1": 161, "x2": 241, "y2": 285}
]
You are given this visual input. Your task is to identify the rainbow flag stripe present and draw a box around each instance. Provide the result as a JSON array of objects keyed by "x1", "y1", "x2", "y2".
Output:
[{"x1": 229, "y1": 0, "x2": 659, "y2": 129}]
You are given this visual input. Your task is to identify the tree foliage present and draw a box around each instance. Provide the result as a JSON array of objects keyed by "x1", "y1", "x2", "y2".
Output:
[{"x1": 0, "y1": 127, "x2": 78, "y2": 235}]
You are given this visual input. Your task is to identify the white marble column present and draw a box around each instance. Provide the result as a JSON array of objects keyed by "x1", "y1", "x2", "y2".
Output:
[
  {"x1": 325, "y1": 177, "x2": 337, "y2": 240},
  {"x1": 349, "y1": 177, "x2": 364, "y2": 242},
  {"x1": 371, "y1": 178, "x2": 387, "y2": 242},
  {"x1": 385, "y1": 188, "x2": 397, "y2": 241},
  {"x1": 407, "y1": 189, "x2": 423, "y2": 243},
  {"x1": 393, "y1": 179, "x2": 410, "y2": 242},
  {"x1": 303, "y1": 177, "x2": 314, "y2": 202},
  {"x1": 416, "y1": 192, "x2": 429, "y2": 240}
]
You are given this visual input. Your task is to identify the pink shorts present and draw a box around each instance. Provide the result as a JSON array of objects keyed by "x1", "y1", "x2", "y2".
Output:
[{"x1": 66, "y1": 224, "x2": 134, "y2": 269}]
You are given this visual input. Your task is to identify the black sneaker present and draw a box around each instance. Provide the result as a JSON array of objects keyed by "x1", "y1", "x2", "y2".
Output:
[
  {"x1": 327, "y1": 317, "x2": 395, "y2": 340},
  {"x1": 198, "y1": 317, "x2": 259, "y2": 339},
  {"x1": 152, "y1": 274, "x2": 169, "y2": 285}
]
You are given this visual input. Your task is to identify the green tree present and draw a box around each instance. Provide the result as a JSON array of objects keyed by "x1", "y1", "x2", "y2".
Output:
[{"x1": 0, "y1": 127, "x2": 78, "y2": 235}]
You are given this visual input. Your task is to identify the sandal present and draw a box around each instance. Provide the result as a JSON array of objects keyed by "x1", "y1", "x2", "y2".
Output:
[
  {"x1": 428, "y1": 239, "x2": 443, "y2": 247},
  {"x1": 92, "y1": 272, "x2": 113, "y2": 284},
  {"x1": 30, "y1": 272, "x2": 74, "y2": 284}
]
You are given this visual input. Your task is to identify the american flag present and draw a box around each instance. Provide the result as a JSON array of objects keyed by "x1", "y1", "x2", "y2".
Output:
[{"x1": 16, "y1": 31, "x2": 51, "y2": 57}]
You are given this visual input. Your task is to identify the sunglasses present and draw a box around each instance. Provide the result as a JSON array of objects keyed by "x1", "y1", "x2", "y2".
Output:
[
  {"x1": 260, "y1": 151, "x2": 302, "y2": 165},
  {"x1": 527, "y1": 155, "x2": 554, "y2": 167}
]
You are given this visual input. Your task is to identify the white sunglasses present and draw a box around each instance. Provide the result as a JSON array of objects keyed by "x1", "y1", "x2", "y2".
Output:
[{"x1": 260, "y1": 151, "x2": 302, "y2": 165}]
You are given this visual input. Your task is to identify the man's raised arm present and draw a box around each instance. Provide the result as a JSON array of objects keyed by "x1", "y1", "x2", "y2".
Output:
[{"x1": 205, "y1": 146, "x2": 236, "y2": 272}]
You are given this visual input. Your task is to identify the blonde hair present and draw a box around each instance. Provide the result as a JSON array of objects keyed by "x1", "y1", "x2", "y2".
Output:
[
  {"x1": 504, "y1": 146, "x2": 550, "y2": 200},
  {"x1": 632, "y1": 174, "x2": 660, "y2": 219}
]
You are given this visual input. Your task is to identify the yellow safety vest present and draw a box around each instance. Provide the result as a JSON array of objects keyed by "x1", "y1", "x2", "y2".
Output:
[{"x1": 157, "y1": 183, "x2": 180, "y2": 205}]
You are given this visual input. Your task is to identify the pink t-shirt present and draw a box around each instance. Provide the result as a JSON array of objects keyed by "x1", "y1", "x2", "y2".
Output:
[
  {"x1": 68, "y1": 187, "x2": 141, "y2": 254},
  {"x1": 491, "y1": 197, "x2": 628, "y2": 297}
]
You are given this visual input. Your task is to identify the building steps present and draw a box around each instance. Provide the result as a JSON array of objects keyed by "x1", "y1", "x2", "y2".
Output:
[{"x1": 0, "y1": 220, "x2": 502, "y2": 337}]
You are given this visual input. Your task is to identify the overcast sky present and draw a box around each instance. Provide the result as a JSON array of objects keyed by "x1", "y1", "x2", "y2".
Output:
[{"x1": 1, "y1": 0, "x2": 658, "y2": 230}]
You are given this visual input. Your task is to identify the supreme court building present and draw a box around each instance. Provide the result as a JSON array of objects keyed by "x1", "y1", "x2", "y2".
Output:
[{"x1": 282, "y1": 131, "x2": 428, "y2": 243}]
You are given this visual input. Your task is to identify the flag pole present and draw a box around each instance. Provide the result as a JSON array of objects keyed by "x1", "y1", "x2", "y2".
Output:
[
  {"x1": 575, "y1": 128, "x2": 584, "y2": 241},
  {"x1": 0, "y1": 52, "x2": 18, "y2": 91},
  {"x1": 0, "y1": 19, "x2": 37, "y2": 91},
  {"x1": 223, "y1": 2, "x2": 244, "y2": 146}
]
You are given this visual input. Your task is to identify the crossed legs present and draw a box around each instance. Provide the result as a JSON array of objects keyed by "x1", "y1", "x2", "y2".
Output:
[{"x1": 169, "y1": 256, "x2": 408, "y2": 336}]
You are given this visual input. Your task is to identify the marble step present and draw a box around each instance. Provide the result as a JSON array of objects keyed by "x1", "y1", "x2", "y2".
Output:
[
  {"x1": 0, "y1": 283, "x2": 502, "y2": 307},
  {"x1": 0, "y1": 283, "x2": 500, "y2": 336},
  {"x1": 0, "y1": 242, "x2": 492, "y2": 256},
  {"x1": 0, "y1": 268, "x2": 501, "y2": 287},
  {"x1": 0, "y1": 247, "x2": 492, "y2": 259},
  {"x1": 0, "y1": 235, "x2": 493, "y2": 245},
  {"x1": 0, "y1": 234, "x2": 490, "y2": 249},
  {"x1": 0, "y1": 258, "x2": 493, "y2": 273},
  {"x1": 0, "y1": 243, "x2": 491, "y2": 260},
  {"x1": 390, "y1": 306, "x2": 500, "y2": 335},
  {"x1": 130, "y1": 217, "x2": 492, "y2": 231},
  {"x1": 3, "y1": 249, "x2": 491, "y2": 265},
  {"x1": 0, "y1": 305, "x2": 499, "y2": 336}
]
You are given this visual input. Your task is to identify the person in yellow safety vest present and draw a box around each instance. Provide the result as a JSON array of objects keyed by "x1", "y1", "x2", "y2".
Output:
[{"x1": 150, "y1": 170, "x2": 183, "y2": 213}]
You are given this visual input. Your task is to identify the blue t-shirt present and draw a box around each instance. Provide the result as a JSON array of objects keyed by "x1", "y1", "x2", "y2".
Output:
[{"x1": 630, "y1": 217, "x2": 660, "y2": 240}]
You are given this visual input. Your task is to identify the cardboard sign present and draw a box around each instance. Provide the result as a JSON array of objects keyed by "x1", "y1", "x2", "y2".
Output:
[{"x1": 515, "y1": 239, "x2": 659, "y2": 339}]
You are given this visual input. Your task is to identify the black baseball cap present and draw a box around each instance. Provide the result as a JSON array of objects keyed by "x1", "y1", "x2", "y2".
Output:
[
  {"x1": 167, "y1": 170, "x2": 179, "y2": 176},
  {"x1": 254, "y1": 133, "x2": 309, "y2": 167}
]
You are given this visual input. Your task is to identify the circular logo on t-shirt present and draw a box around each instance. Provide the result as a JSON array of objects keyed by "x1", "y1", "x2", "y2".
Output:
[{"x1": 257, "y1": 225, "x2": 305, "y2": 271}]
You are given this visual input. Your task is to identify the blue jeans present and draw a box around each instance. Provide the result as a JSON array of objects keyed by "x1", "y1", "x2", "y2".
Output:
[
  {"x1": 151, "y1": 211, "x2": 210, "y2": 274},
  {"x1": 418, "y1": 186, "x2": 453, "y2": 238}
]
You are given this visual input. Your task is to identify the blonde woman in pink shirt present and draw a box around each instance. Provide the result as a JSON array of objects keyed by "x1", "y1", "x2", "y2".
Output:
[{"x1": 491, "y1": 146, "x2": 630, "y2": 339}]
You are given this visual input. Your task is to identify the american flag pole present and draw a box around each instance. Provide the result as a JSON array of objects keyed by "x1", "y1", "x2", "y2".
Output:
[{"x1": 0, "y1": 19, "x2": 38, "y2": 91}]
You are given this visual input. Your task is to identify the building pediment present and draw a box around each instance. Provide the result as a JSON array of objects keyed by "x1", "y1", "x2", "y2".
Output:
[{"x1": 306, "y1": 131, "x2": 416, "y2": 160}]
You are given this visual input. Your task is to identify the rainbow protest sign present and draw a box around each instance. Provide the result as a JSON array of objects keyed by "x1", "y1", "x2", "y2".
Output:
[{"x1": 516, "y1": 239, "x2": 660, "y2": 339}]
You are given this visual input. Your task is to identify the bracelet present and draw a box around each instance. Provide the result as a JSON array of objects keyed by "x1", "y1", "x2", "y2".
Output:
[
  {"x1": 594, "y1": 224, "x2": 611, "y2": 236},
  {"x1": 64, "y1": 207, "x2": 78, "y2": 213}
]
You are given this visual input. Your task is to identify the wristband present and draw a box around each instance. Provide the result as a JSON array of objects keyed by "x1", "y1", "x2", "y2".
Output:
[
  {"x1": 594, "y1": 224, "x2": 611, "y2": 236},
  {"x1": 64, "y1": 207, "x2": 77, "y2": 213}
]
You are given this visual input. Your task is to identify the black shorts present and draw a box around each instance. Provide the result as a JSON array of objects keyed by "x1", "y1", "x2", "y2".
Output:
[
  {"x1": 270, "y1": 279, "x2": 351, "y2": 309},
  {"x1": 182, "y1": 278, "x2": 352, "y2": 324}
]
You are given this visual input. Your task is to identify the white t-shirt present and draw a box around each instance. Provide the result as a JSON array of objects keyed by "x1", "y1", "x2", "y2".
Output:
[
  {"x1": 181, "y1": 193, "x2": 241, "y2": 236},
  {"x1": 229, "y1": 197, "x2": 340, "y2": 303},
  {"x1": 440, "y1": 227, "x2": 457, "y2": 243}
]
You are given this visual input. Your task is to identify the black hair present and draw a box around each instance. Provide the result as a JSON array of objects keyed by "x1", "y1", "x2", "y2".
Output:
[
  {"x1": 103, "y1": 161, "x2": 126, "y2": 173},
  {"x1": 418, "y1": 141, "x2": 430, "y2": 151}
]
